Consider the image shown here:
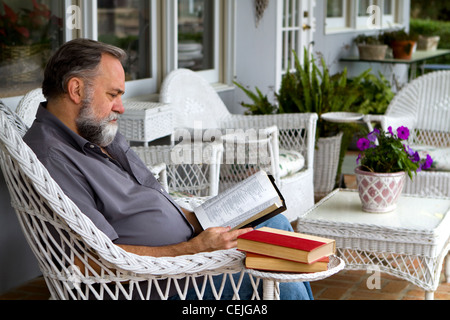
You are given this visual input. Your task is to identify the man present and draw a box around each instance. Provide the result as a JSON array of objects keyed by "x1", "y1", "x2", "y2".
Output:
[{"x1": 24, "y1": 39, "x2": 313, "y2": 300}]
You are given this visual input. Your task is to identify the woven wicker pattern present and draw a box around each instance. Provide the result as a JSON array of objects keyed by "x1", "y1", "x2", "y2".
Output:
[
  {"x1": 16, "y1": 88, "x2": 45, "y2": 127},
  {"x1": 363, "y1": 71, "x2": 450, "y2": 197},
  {"x1": 160, "y1": 69, "x2": 318, "y2": 221}
]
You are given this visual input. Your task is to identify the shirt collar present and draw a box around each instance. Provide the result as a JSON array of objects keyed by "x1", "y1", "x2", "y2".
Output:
[{"x1": 36, "y1": 103, "x2": 98, "y2": 155}]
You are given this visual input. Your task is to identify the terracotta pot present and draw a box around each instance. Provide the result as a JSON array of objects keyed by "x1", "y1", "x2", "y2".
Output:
[
  {"x1": 391, "y1": 40, "x2": 416, "y2": 60},
  {"x1": 355, "y1": 166, "x2": 406, "y2": 213}
]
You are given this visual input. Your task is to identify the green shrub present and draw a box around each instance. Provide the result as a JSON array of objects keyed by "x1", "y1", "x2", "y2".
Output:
[{"x1": 410, "y1": 18, "x2": 450, "y2": 65}]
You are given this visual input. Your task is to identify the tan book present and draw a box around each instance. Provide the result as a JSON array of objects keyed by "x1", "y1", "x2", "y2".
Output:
[{"x1": 245, "y1": 253, "x2": 329, "y2": 273}]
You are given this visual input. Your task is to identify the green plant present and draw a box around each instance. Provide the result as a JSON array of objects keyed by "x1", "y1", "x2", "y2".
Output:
[
  {"x1": 235, "y1": 48, "x2": 379, "y2": 138},
  {"x1": 233, "y1": 82, "x2": 278, "y2": 115},
  {"x1": 356, "y1": 126, "x2": 433, "y2": 180},
  {"x1": 354, "y1": 34, "x2": 384, "y2": 45},
  {"x1": 349, "y1": 72, "x2": 393, "y2": 115},
  {"x1": 380, "y1": 29, "x2": 416, "y2": 44}
]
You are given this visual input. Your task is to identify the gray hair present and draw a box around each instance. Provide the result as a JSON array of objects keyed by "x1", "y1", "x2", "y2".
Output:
[{"x1": 42, "y1": 38, "x2": 127, "y2": 101}]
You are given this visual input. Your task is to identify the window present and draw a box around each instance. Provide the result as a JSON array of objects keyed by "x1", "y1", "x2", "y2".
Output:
[
  {"x1": 356, "y1": 0, "x2": 374, "y2": 28},
  {"x1": 97, "y1": 0, "x2": 152, "y2": 81},
  {"x1": 326, "y1": 0, "x2": 347, "y2": 29},
  {"x1": 325, "y1": 0, "x2": 401, "y2": 33},
  {"x1": 0, "y1": 0, "x2": 65, "y2": 98},
  {"x1": 1, "y1": 0, "x2": 232, "y2": 99},
  {"x1": 176, "y1": 0, "x2": 221, "y2": 83},
  {"x1": 178, "y1": 0, "x2": 215, "y2": 73},
  {"x1": 280, "y1": 0, "x2": 314, "y2": 76}
]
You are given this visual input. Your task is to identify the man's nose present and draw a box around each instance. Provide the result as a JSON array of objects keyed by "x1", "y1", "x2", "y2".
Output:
[{"x1": 113, "y1": 98, "x2": 125, "y2": 114}]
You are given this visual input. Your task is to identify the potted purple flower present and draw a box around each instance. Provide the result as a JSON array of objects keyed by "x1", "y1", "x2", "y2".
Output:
[{"x1": 355, "y1": 126, "x2": 432, "y2": 213}]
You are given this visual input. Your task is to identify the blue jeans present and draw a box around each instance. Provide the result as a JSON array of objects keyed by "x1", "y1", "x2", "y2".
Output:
[{"x1": 171, "y1": 215, "x2": 314, "y2": 300}]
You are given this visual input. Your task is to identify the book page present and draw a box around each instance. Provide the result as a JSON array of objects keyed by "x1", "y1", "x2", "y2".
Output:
[{"x1": 194, "y1": 171, "x2": 281, "y2": 230}]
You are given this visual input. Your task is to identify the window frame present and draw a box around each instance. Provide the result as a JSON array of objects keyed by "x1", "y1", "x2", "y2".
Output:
[
  {"x1": 77, "y1": 0, "x2": 234, "y2": 97},
  {"x1": 325, "y1": 0, "x2": 402, "y2": 34}
]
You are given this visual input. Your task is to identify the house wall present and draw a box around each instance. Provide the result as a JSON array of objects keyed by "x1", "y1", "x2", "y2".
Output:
[
  {"x1": 313, "y1": 1, "x2": 412, "y2": 89},
  {"x1": 233, "y1": 0, "x2": 412, "y2": 113}
]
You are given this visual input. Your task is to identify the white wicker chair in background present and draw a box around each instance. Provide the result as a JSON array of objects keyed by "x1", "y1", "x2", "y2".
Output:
[
  {"x1": 363, "y1": 71, "x2": 450, "y2": 197},
  {"x1": 160, "y1": 69, "x2": 318, "y2": 221},
  {"x1": 132, "y1": 142, "x2": 223, "y2": 204},
  {"x1": 0, "y1": 101, "x2": 263, "y2": 300}
]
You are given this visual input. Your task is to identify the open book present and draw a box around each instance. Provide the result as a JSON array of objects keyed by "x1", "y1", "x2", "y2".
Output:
[{"x1": 194, "y1": 171, "x2": 286, "y2": 230}]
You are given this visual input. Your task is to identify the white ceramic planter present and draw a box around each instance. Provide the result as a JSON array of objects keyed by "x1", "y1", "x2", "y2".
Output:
[{"x1": 355, "y1": 166, "x2": 406, "y2": 213}]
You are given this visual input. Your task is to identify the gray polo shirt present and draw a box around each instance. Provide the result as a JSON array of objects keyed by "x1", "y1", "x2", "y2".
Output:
[{"x1": 24, "y1": 104, "x2": 194, "y2": 247}]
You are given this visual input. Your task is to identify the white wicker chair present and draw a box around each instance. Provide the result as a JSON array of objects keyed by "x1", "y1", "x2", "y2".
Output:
[
  {"x1": 0, "y1": 101, "x2": 265, "y2": 300},
  {"x1": 16, "y1": 87, "x2": 45, "y2": 127},
  {"x1": 160, "y1": 69, "x2": 318, "y2": 221},
  {"x1": 363, "y1": 71, "x2": 450, "y2": 197}
]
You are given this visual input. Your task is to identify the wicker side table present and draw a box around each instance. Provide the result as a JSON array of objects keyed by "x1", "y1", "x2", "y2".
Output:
[
  {"x1": 246, "y1": 255, "x2": 345, "y2": 300},
  {"x1": 296, "y1": 189, "x2": 450, "y2": 300},
  {"x1": 119, "y1": 101, "x2": 173, "y2": 145}
]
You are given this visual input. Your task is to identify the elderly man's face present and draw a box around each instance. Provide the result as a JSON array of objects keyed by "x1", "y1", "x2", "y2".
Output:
[{"x1": 76, "y1": 54, "x2": 125, "y2": 147}]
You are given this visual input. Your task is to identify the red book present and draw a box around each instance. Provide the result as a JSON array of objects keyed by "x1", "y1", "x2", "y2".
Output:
[{"x1": 237, "y1": 227, "x2": 336, "y2": 264}]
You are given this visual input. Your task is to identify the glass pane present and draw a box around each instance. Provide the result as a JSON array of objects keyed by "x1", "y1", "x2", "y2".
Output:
[
  {"x1": 0, "y1": 0, "x2": 64, "y2": 98},
  {"x1": 358, "y1": 0, "x2": 371, "y2": 16},
  {"x1": 178, "y1": 0, "x2": 214, "y2": 71},
  {"x1": 327, "y1": 0, "x2": 343, "y2": 18},
  {"x1": 98, "y1": 0, "x2": 151, "y2": 81},
  {"x1": 384, "y1": 0, "x2": 393, "y2": 15}
]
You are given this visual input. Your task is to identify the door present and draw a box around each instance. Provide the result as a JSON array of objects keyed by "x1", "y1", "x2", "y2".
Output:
[{"x1": 277, "y1": 0, "x2": 315, "y2": 88}]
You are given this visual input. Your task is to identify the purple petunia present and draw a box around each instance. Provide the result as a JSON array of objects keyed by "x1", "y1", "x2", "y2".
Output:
[
  {"x1": 397, "y1": 126, "x2": 410, "y2": 140},
  {"x1": 421, "y1": 154, "x2": 433, "y2": 170},
  {"x1": 357, "y1": 138, "x2": 371, "y2": 151},
  {"x1": 367, "y1": 128, "x2": 380, "y2": 142},
  {"x1": 388, "y1": 126, "x2": 394, "y2": 136}
]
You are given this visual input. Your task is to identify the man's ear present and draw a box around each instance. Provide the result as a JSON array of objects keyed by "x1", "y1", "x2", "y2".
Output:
[{"x1": 66, "y1": 77, "x2": 84, "y2": 105}]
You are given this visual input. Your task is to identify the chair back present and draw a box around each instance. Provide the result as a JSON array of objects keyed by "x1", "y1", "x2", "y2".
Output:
[
  {"x1": 387, "y1": 71, "x2": 450, "y2": 146},
  {"x1": 0, "y1": 101, "x2": 245, "y2": 300},
  {"x1": 16, "y1": 88, "x2": 45, "y2": 127},
  {"x1": 159, "y1": 69, "x2": 231, "y2": 129}
]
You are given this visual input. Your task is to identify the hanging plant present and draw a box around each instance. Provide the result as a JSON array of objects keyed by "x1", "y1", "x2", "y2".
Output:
[{"x1": 255, "y1": 0, "x2": 269, "y2": 27}]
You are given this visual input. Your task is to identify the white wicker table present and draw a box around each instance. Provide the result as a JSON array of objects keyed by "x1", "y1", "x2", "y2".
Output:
[
  {"x1": 246, "y1": 255, "x2": 345, "y2": 300},
  {"x1": 296, "y1": 189, "x2": 450, "y2": 300},
  {"x1": 118, "y1": 101, "x2": 173, "y2": 145}
]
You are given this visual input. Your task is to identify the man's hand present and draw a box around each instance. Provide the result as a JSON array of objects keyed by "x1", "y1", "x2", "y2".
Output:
[{"x1": 188, "y1": 227, "x2": 253, "y2": 252}]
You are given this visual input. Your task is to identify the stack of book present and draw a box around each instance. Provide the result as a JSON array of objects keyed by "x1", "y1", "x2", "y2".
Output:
[{"x1": 237, "y1": 227, "x2": 336, "y2": 273}]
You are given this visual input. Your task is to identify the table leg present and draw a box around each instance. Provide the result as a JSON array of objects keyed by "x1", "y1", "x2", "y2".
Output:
[{"x1": 262, "y1": 279, "x2": 280, "y2": 300}]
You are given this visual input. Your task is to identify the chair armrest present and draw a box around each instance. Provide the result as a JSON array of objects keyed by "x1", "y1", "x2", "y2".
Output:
[
  {"x1": 147, "y1": 162, "x2": 168, "y2": 192},
  {"x1": 363, "y1": 114, "x2": 416, "y2": 133}
]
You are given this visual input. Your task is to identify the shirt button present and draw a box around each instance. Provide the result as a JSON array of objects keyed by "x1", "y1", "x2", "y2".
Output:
[{"x1": 90, "y1": 144, "x2": 95, "y2": 149}]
